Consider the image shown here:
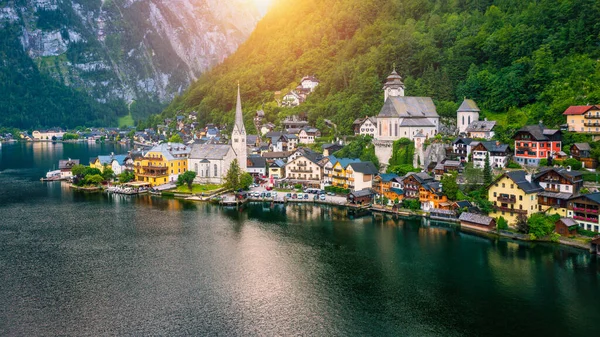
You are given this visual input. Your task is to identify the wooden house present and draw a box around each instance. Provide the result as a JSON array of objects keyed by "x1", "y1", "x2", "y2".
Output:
[{"x1": 555, "y1": 218, "x2": 578, "y2": 237}]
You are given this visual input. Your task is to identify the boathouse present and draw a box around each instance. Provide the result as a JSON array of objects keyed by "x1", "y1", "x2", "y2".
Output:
[
  {"x1": 555, "y1": 218, "x2": 578, "y2": 237},
  {"x1": 459, "y1": 212, "x2": 496, "y2": 231},
  {"x1": 347, "y1": 189, "x2": 374, "y2": 205}
]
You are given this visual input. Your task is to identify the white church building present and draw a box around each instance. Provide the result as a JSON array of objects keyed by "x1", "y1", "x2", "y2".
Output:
[{"x1": 188, "y1": 85, "x2": 248, "y2": 184}]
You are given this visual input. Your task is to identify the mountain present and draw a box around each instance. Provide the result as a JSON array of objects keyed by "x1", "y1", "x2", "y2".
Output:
[
  {"x1": 158, "y1": 0, "x2": 600, "y2": 138},
  {"x1": 0, "y1": 0, "x2": 260, "y2": 129}
]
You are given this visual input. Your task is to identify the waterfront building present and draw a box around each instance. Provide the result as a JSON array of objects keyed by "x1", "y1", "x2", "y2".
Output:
[
  {"x1": 533, "y1": 167, "x2": 583, "y2": 217},
  {"x1": 345, "y1": 162, "x2": 379, "y2": 192},
  {"x1": 247, "y1": 156, "x2": 267, "y2": 178},
  {"x1": 471, "y1": 141, "x2": 511, "y2": 169},
  {"x1": 459, "y1": 212, "x2": 496, "y2": 232},
  {"x1": 374, "y1": 69, "x2": 440, "y2": 166},
  {"x1": 284, "y1": 151, "x2": 324, "y2": 188},
  {"x1": 188, "y1": 144, "x2": 236, "y2": 185},
  {"x1": 373, "y1": 173, "x2": 403, "y2": 203},
  {"x1": 456, "y1": 99, "x2": 480, "y2": 135},
  {"x1": 347, "y1": 189, "x2": 374, "y2": 205},
  {"x1": 268, "y1": 159, "x2": 286, "y2": 179},
  {"x1": 488, "y1": 171, "x2": 543, "y2": 225},
  {"x1": 555, "y1": 218, "x2": 579, "y2": 237},
  {"x1": 32, "y1": 129, "x2": 65, "y2": 141},
  {"x1": 567, "y1": 193, "x2": 600, "y2": 233},
  {"x1": 513, "y1": 123, "x2": 561, "y2": 167},
  {"x1": 134, "y1": 143, "x2": 190, "y2": 186},
  {"x1": 58, "y1": 158, "x2": 79, "y2": 179},
  {"x1": 402, "y1": 172, "x2": 434, "y2": 199}
]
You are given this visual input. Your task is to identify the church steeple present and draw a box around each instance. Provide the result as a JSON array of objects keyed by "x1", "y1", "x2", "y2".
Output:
[
  {"x1": 233, "y1": 82, "x2": 246, "y2": 134},
  {"x1": 231, "y1": 83, "x2": 247, "y2": 172},
  {"x1": 383, "y1": 67, "x2": 405, "y2": 101}
]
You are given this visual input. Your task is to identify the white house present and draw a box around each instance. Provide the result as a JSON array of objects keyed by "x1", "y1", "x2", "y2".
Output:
[
  {"x1": 471, "y1": 141, "x2": 511, "y2": 169},
  {"x1": 346, "y1": 162, "x2": 379, "y2": 191},
  {"x1": 300, "y1": 75, "x2": 320, "y2": 92},
  {"x1": 110, "y1": 155, "x2": 133, "y2": 175},
  {"x1": 298, "y1": 127, "x2": 321, "y2": 144},
  {"x1": 457, "y1": 99, "x2": 480, "y2": 135},
  {"x1": 358, "y1": 117, "x2": 378, "y2": 137},
  {"x1": 247, "y1": 156, "x2": 267, "y2": 178},
  {"x1": 282, "y1": 91, "x2": 302, "y2": 107},
  {"x1": 32, "y1": 129, "x2": 65, "y2": 140}
]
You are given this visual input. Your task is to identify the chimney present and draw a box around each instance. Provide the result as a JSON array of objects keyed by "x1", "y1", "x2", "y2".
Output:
[
  {"x1": 525, "y1": 174, "x2": 532, "y2": 182},
  {"x1": 484, "y1": 118, "x2": 488, "y2": 121}
]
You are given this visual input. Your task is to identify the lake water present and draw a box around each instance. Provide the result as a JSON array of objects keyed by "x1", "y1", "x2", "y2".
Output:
[{"x1": 0, "y1": 141, "x2": 599, "y2": 336}]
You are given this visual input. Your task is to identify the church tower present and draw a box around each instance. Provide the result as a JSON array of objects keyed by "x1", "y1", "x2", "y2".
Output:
[
  {"x1": 457, "y1": 98, "x2": 480, "y2": 135},
  {"x1": 232, "y1": 84, "x2": 247, "y2": 172},
  {"x1": 382, "y1": 68, "x2": 405, "y2": 101}
]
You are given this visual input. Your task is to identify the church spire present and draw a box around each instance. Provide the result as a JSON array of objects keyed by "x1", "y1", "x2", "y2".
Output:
[{"x1": 234, "y1": 82, "x2": 245, "y2": 133}]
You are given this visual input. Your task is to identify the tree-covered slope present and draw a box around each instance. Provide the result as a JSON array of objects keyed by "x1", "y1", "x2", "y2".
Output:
[{"x1": 159, "y1": 0, "x2": 600, "y2": 135}]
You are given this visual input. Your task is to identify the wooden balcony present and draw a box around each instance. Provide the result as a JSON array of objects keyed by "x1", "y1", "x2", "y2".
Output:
[
  {"x1": 494, "y1": 206, "x2": 527, "y2": 214},
  {"x1": 497, "y1": 195, "x2": 516, "y2": 203}
]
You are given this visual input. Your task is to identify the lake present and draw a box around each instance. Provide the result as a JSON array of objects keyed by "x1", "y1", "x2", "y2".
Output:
[{"x1": 0, "y1": 141, "x2": 599, "y2": 336}]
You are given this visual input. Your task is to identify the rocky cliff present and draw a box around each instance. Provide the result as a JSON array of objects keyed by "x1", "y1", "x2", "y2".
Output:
[{"x1": 0, "y1": 0, "x2": 260, "y2": 127}]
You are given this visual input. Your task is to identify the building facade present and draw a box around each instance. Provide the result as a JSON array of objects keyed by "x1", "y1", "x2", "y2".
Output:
[
  {"x1": 513, "y1": 124, "x2": 561, "y2": 167},
  {"x1": 457, "y1": 99, "x2": 480, "y2": 135},
  {"x1": 488, "y1": 171, "x2": 542, "y2": 225}
]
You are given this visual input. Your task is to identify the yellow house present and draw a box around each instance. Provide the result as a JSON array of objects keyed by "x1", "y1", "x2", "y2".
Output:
[
  {"x1": 134, "y1": 143, "x2": 190, "y2": 186},
  {"x1": 563, "y1": 105, "x2": 600, "y2": 134},
  {"x1": 488, "y1": 171, "x2": 542, "y2": 225},
  {"x1": 331, "y1": 161, "x2": 349, "y2": 189}
]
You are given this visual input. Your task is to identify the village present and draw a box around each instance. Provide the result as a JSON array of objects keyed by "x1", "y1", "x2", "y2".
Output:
[{"x1": 23, "y1": 71, "x2": 600, "y2": 255}]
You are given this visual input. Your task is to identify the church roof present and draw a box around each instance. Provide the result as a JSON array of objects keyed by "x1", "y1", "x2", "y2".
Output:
[
  {"x1": 457, "y1": 99, "x2": 480, "y2": 112},
  {"x1": 190, "y1": 144, "x2": 232, "y2": 160},
  {"x1": 399, "y1": 118, "x2": 436, "y2": 127},
  {"x1": 378, "y1": 96, "x2": 438, "y2": 119},
  {"x1": 383, "y1": 70, "x2": 405, "y2": 89}
]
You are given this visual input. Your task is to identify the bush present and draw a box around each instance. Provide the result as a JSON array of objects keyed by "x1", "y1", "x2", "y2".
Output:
[
  {"x1": 578, "y1": 228, "x2": 598, "y2": 237},
  {"x1": 402, "y1": 198, "x2": 421, "y2": 211},
  {"x1": 561, "y1": 158, "x2": 582, "y2": 170},
  {"x1": 497, "y1": 216, "x2": 509, "y2": 230},
  {"x1": 506, "y1": 161, "x2": 521, "y2": 169}
]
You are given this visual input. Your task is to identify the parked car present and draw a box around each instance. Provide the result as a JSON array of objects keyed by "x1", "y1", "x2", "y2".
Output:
[
  {"x1": 286, "y1": 193, "x2": 292, "y2": 198},
  {"x1": 304, "y1": 194, "x2": 309, "y2": 199},
  {"x1": 292, "y1": 193, "x2": 297, "y2": 199},
  {"x1": 266, "y1": 192, "x2": 271, "y2": 198},
  {"x1": 297, "y1": 193, "x2": 303, "y2": 199},
  {"x1": 327, "y1": 192, "x2": 335, "y2": 196},
  {"x1": 260, "y1": 192, "x2": 266, "y2": 198},
  {"x1": 318, "y1": 190, "x2": 326, "y2": 195},
  {"x1": 320, "y1": 194, "x2": 326, "y2": 201}
]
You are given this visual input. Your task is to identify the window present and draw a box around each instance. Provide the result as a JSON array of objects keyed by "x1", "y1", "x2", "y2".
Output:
[
  {"x1": 519, "y1": 196, "x2": 523, "y2": 201},
  {"x1": 502, "y1": 183, "x2": 505, "y2": 188},
  {"x1": 194, "y1": 163, "x2": 198, "y2": 172},
  {"x1": 214, "y1": 164, "x2": 218, "y2": 177},
  {"x1": 494, "y1": 192, "x2": 497, "y2": 197},
  {"x1": 510, "y1": 184, "x2": 514, "y2": 189}
]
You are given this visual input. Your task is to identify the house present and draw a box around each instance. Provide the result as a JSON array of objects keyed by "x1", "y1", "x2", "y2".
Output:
[
  {"x1": 246, "y1": 135, "x2": 259, "y2": 147},
  {"x1": 110, "y1": 154, "x2": 133, "y2": 175},
  {"x1": 533, "y1": 167, "x2": 583, "y2": 217},
  {"x1": 323, "y1": 157, "x2": 360, "y2": 187},
  {"x1": 134, "y1": 143, "x2": 191, "y2": 186},
  {"x1": 402, "y1": 172, "x2": 433, "y2": 199},
  {"x1": 555, "y1": 218, "x2": 579, "y2": 237},
  {"x1": 90, "y1": 154, "x2": 115, "y2": 172},
  {"x1": 347, "y1": 189, "x2": 374, "y2": 205},
  {"x1": 32, "y1": 129, "x2": 65, "y2": 141},
  {"x1": 270, "y1": 134, "x2": 298, "y2": 152},
  {"x1": 570, "y1": 143, "x2": 597, "y2": 169},
  {"x1": 513, "y1": 123, "x2": 562, "y2": 167},
  {"x1": 260, "y1": 123, "x2": 275, "y2": 135},
  {"x1": 433, "y1": 160, "x2": 461, "y2": 180},
  {"x1": 456, "y1": 99, "x2": 480, "y2": 135},
  {"x1": 282, "y1": 115, "x2": 309, "y2": 130},
  {"x1": 373, "y1": 173, "x2": 403, "y2": 203},
  {"x1": 284, "y1": 150, "x2": 324, "y2": 188},
  {"x1": 282, "y1": 91, "x2": 303, "y2": 107},
  {"x1": 268, "y1": 159, "x2": 286, "y2": 179},
  {"x1": 247, "y1": 156, "x2": 267, "y2": 178},
  {"x1": 563, "y1": 105, "x2": 600, "y2": 134},
  {"x1": 471, "y1": 141, "x2": 511, "y2": 169},
  {"x1": 58, "y1": 158, "x2": 80, "y2": 179},
  {"x1": 567, "y1": 193, "x2": 600, "y2": 233},
  {"x1": 300, "y1": 75, "x2": 320, "y2": 92},
  {"x1": 254, "y1": 110, "x2": 265, "y2": 123},
  {"x1": 354, "y1": 117, "x2": 378, "y2": 137},
  {"x1": 288, "y1": 147, "x2": 322, "y2": 163},
  {"x1": 298, "y1": 127, "x2": 321, "y2": 144},
  {"x1": 488, "y1": 171, "x2": 543, "y2": 225},
  {"x1": 322, "y1": 143, "x2": 344, "y2": 157},
  {"x1": 450, "y1": 138, "x2": 473, "y2": 163},
  {"x1": 401, "y1": 172, "x2": 448, "y2": 211},
  {"x1": 465, "y1": 120, "x2": 496, "y2": 140},
  {"x1": 459, "y1": 213, "x2": 496, "y2": 232},
  {"x1": 345, "y1": 162, "x2": 379, "y2": 192}
]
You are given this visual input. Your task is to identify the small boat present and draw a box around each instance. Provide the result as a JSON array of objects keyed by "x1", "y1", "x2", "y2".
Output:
[{"x1": 41, "y1": 170, "x2": 62, "y2": 182}]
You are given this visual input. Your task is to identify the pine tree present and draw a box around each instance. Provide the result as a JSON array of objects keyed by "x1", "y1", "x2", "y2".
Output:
[
  {"x1": 224, "y1": 159, "x2": 241, "y2": 191},
  {"x1": 483, "y1": 152, "x2": 492, "y2": 185}
]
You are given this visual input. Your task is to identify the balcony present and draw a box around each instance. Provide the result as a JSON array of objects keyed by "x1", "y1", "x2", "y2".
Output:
[
  {"x1": 497, "y1": 195, "x2": 516, "y2": 203},
  {"x1": 584, "y1": 114, "x2": 600, "y2": 119},
  {"x1": 146, "y1": 165, "x2": 167, "y2": 170},
  {"x1": 137, "y1": 171, "x2": 168, "y2": 178},
  {"x1": 290, "y1": 168, "x2": 313, "y2": 173},
  {"x1": 573, "y1": 206, "x2": 599, "y2": 213},
  {"x1": 584, "y1": 122, "x2": 600, "y2": 127},
  {"x1": 297, "y1": 162, "x2": 307, "y2": 167},
  {"x1": 146, "y1": 157, "x2": 164, "y2": 162},
  {"x1": 573, "y1": 215, "x2": 599, "y2": 223},
  {"x1": 544, "y1": 187, "x2": 560, "y2": 193},
  {"x1": 494, "y1": 205, "x2": 527, "y2": 214}
]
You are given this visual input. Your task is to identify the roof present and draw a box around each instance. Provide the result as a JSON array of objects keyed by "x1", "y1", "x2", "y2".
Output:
[
  {"x1": 533, "y1": 167, "x2": 583, "y2": 182},
  {"x1": 248, "y1": 156, "x2": 267, "y2": 168},
  {"x1": 148, "y1": 143, "x2": 190, "y2": 161},
  {"x1": 329, "y1": 156, "x2": 361, "y2": 168},
  {"x1": 189, "y1": 144, "x2": 231, "y2": 160},
  {"x1": 563, "y1": 105, "x2": 599, "y2": 115},
  {"x1": 557, "y1": 218, "x2": 578, "y2": 228},
  {"x1": 348, "y1": 162, "x2": 379, "y2": 174},
  {"x1": 459, "y1": 212, "x2": 494, "y2": 226},
  {"x1": 301, "y1": 75, "x2": 319, "y2": 83},
  {"x1": 383, "y1": 70, "x2": 405, "y2": 89},
  {"x1": 572, "y1": 143, "x2": 591, "y2": 151},
  {"x1": 378, "y1": 96, "x2": 438, "y2": 119},
  {"x1": 571, "y1": 192, "x2": 600, "y2": 204},
  {"x1": 538, "y1": 191, "x2": 572, "y2": 200},
  {"x1": 377, "y1": 173, "x2": 399, "y2": 182},
  {"x1": 349, "y1": 188, "x2": 374, "y2": 198},
  {"x1": 454, "y1": 200, "x2": 473, "y2": 209},
  {"x1": 110, "y1": 154, "x2": 129, "y2": 166},
  {"x1": 262, "y1": 151, "x2": 292, "y2": 159},
  {"x1": 233, "y1": 85, "x2": 245, "y2": 133},
  {"x1": 443, "y1": 160, "x2": 461, "y2": 167},
  {"x1": 271, "y1": 159, "x2": 286, "y2": 168},
  {"x1": 465, "y1": 121, "x2": 496, "y2": 132},
  {"x1": 515, "y1": 124, "x2": 559, "y2": 141},
  {"x1": 452, "y1": 138, "x2": 473, "y2": 145},
  {"x1": 457, "y1": 99, "x2": 480, "y2": 112},
  {"x1": 504, "y1": 171, "x2": 543, "y2": 193},
  {"x1": 58, "y1": 159, "x2": 80, "y2": 169},
  {"x1": 322, "y1": 143, "x2": 343, "y2": 150},
  {"x1": 472, "y1": 141, "x2": 510, "y2": 153},
  {"x1": 399, "y1": 118, "x2": 436, "y2": 127}
]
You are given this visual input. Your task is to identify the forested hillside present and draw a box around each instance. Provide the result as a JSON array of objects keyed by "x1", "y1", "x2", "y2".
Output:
[{"x1": 158, "y1": 0, "x2": 600, "y2": 135}]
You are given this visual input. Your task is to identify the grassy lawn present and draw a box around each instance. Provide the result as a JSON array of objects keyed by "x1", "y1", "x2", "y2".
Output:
[
  {"x1": 176, "y1": 184, "x2": 222, "y2": 193},
  {"x1": 118, "y1": 114, "x2": 135, "y2": 128}
]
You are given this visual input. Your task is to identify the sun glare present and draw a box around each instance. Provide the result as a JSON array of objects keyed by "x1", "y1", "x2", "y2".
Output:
[{"x1": 252, "y1": 0, "x2": 272, "y2": 15}]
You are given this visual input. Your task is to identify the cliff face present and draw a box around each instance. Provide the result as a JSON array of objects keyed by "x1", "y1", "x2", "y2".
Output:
[{"x1": 0, "y1": 0, "x2": 260, "y2": 124}]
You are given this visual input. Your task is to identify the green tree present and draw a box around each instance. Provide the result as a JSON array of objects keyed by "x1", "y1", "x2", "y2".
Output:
[
  {"x1": 169, "y1": 134, "x2": 183, "y2": 143},
  {"x1": 441, "y1": 172, "x2": 459, "y2": 200},
  {"x1": 402, "y1": 199, "x2": 421, "y2": 211},
  {"x1": 85, "y1": 174, "x2": 104, "y2": 186},
  {"x1": 118, "y1": 171, "x2": 135, "y2": 183},
  {"x1": 497, "y1": 216, "x2": 509, "y2": 231},
  {"x1": 515, "y1": 213, "x2": 529, "y2": 234},
  {"x1": 224, "y1": 159, "x2": 242, "y2": 190},
  {"x1": 71, "y1": 164, "x2": 87, "y2": 177},
  {"x1": 102, "y1": 167, "x2": 115, "y2": 182},
  {"x1": 483, "y1": 153, "x2": 492, "y2": 185},
  {"x1": 240, "y1": 173, "x2": 254, "y2": 190},
  {"x1": 527, "y1": 213, "x2": 559, "y2": 240},
  {"x1": 177, "y1": 171, "x2": 197, "y2": 191}
]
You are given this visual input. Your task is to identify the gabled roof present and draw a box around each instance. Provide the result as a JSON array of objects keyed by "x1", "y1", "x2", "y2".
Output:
[
  {"x1": 459, "y1": 212, "x2": 494, "y2": 226},
  {"x1": 572, "y1": 192, "x2": 600, "y2": 204},
  {"x1": 148, "y1": 143, "x2": 191, "y2": 160},
  {"x1": 558, "y1": 217, "x2": 578, "y2": 228},
  {"x1": 377, "y1": 173, "x2": 399, "y2": 182},
  {"x1": 452, "y1": 138, "x2": 473, "y2": 145},
  {"x1": 572, "y1": 143, "x2": 591, "y2": 151},
  {"x1": 271, "y1": 159, "x2": 285, "y2": 168},
  {"x1": 533, "y1": 168, "x2": 583, "y2": 185},
  {"x1": 262, "y1": 151, "x2": 292, "y2": 159},
  {"x1": 457, "y1": 99, "x2": 480, "y2": 112},
  {"x1": 563, "y1": 105, "x2": 600, "y2": 115},
  {"x1": 58, "y1": 159, "x2": 80, "y2": 170},
  {"x1": 348, "y1": 162, "x2": 379, "y2": 174},
  {"x1": 110, "y1": 155, "x2": 129, "y2": 166},
  {"x1": 515, "y1": 124, "x2": 559, "y2": 141},
  {"x1": 329, "y1": 156, "x2": 361, "y2": 168},
  {"x1": 465, "y1": 121, "x2": 496, "y2": 132},
  {"x1": 472, "y1": 141, "x2": 510, "y2": 153},
  {"x1": 189, "y1": 144, "x2": 231, "y2": 160},
  {"x1": 499, "y1": 171, "x2": 543, "y2": 193},
  {"x1": 349, "y1": 188, "x2": 374, "y2": 198},
  {"x1": 378, "y1": 96, "x2": 438, "y2": 118},
  {"x1": 248, "y1": 156, "x2": 267, "y2": 168}
]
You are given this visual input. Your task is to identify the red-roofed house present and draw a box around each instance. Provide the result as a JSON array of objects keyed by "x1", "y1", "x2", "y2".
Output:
[{"x1": 563, "y1": 105, "x2": 600, "y2": 134}]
